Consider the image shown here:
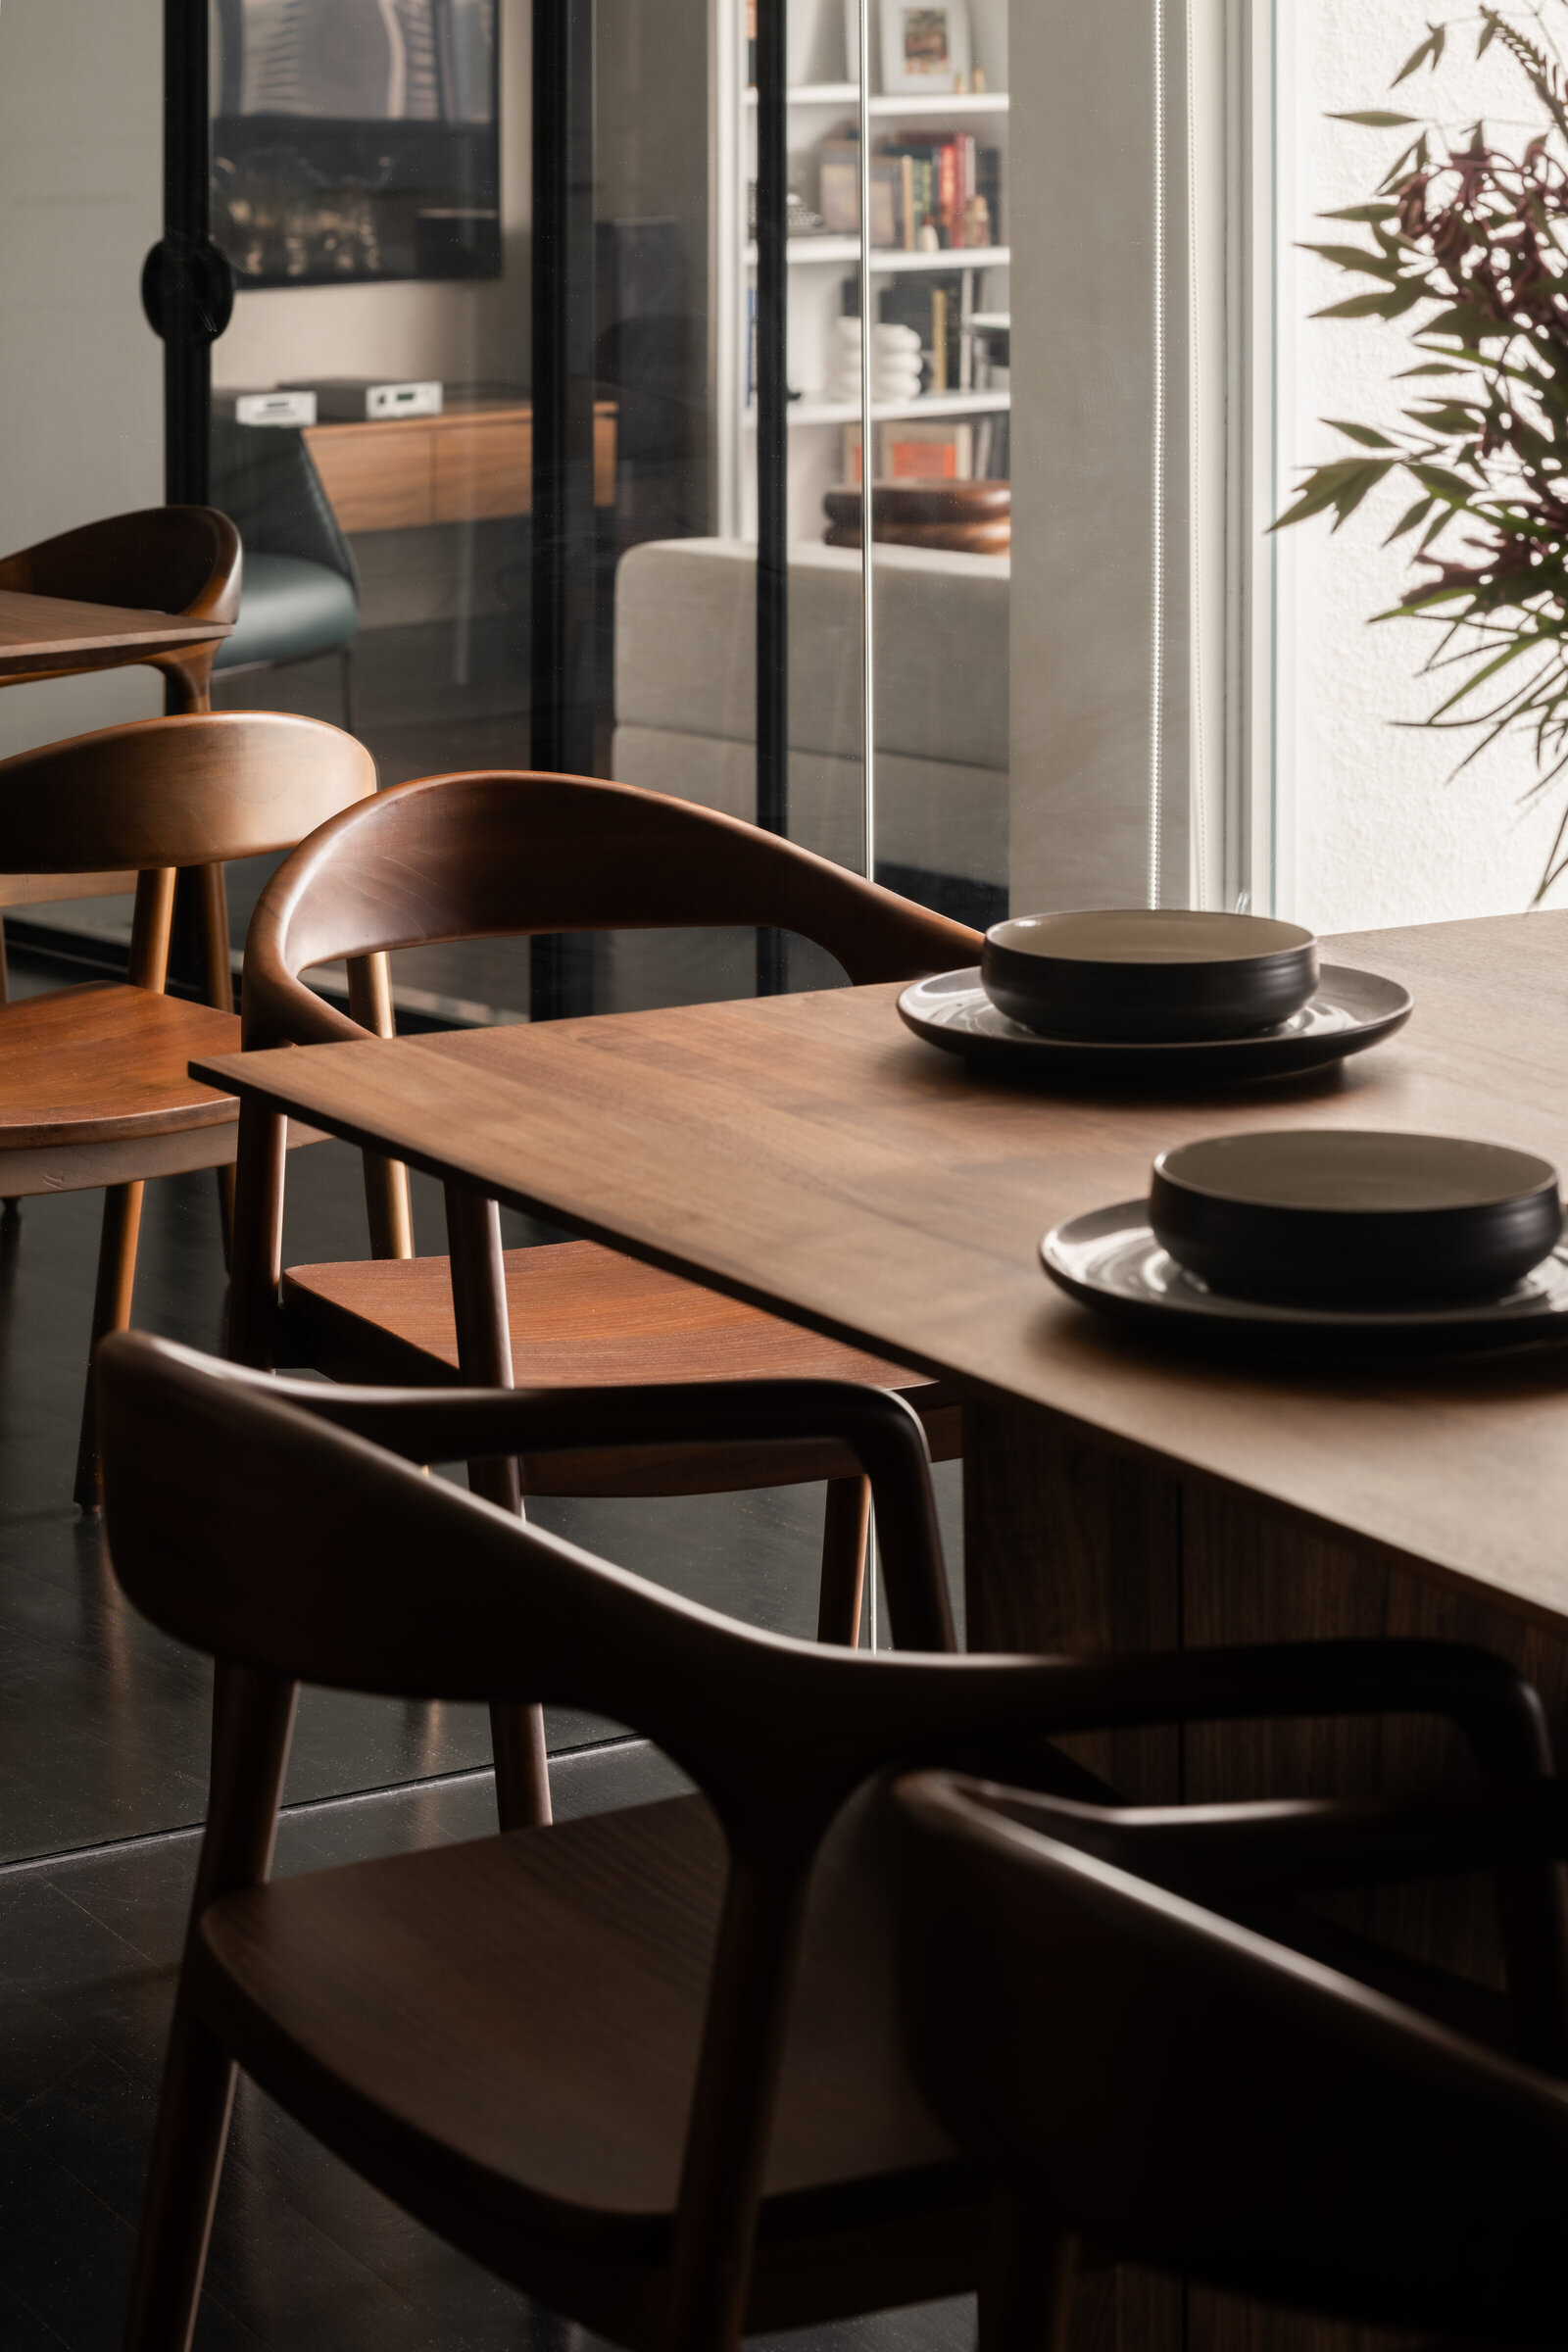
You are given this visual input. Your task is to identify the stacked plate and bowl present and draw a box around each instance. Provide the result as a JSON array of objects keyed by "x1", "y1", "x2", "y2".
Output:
[
  {"x1": 897, "y1": 906, "x2": 1410, "y2": 1082},
  {"x1": 898, "y1": 906, "x2": 1568, "y2": 1358}
]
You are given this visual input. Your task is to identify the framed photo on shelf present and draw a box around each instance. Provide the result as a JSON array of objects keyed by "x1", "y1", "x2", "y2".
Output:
[{"x1": 878, "y1": 0, "x2": 970, "y2": 96}]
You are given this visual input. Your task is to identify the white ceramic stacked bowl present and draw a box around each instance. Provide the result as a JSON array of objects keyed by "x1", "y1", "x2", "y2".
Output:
[{"x1": 827, "y1": 318, "x2": 924, "y2": 406}]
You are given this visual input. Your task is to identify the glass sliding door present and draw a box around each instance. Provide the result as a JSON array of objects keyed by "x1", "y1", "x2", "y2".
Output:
[
  {"x1": 0, "y1": 0, "x2": 166, "y2": 970},
  {"x1": 201, "y1": 0, "x2": 542, "y2": 1022}
]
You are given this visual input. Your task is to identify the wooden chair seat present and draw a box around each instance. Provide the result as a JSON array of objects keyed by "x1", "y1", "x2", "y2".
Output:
[
  {"x1": 192, "y1": 1789, "x2": 976, "y2": 2345},
  {"x1": 0, "y1": 981, "x2": 239, "y2": 1193},
  {"x1": 280, "y1": 1240, "x2": 962, "y2": 1492}
]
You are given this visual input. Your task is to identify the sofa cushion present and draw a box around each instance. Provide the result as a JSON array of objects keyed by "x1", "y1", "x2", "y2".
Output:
[
  {"x1": 612, "y1": 723, "x2": 1006, "y2": 889},
  {"x1": 613, "y1": 537, "x2": 1008, "y2": 774}
]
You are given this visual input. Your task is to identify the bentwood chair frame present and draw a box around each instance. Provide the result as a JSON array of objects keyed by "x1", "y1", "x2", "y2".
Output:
[
  {"x1": 230, "y1": 768, "x2": 982, "y2": 1825},
  {"x1": 101, "y1": 1329, "x2": 1568, "y2": 2352},
  {"x1": 0, "y1": 711, "x2": 378, "y2": 1503},
  {"x1": 0, "y1": 506, "x2": 243, "y2": 1008},
  {"x1": 894, "y1": 1768, "x2": 1568, "y2": 2349}
]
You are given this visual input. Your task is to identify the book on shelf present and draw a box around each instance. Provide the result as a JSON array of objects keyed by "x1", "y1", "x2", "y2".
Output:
[
  {"x1": 813, "y1": 130, "x2": 1003, "y2": 250},
  {"x1": 844, "y1": 418, "x2": 975, "y2": 483},
  {"x1": 876, "y1": 272, "x2": 963, "y2": 394},
  {"x1": 843, "y1": 416, "x2": 1010, "y2": 486}
]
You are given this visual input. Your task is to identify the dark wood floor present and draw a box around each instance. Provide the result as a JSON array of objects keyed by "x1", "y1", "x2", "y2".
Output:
[{"x1": 0, "y1": 943, "x2": 968, "y2": 2350}]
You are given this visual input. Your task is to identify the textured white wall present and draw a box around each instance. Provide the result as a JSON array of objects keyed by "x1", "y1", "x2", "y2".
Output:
[{"x1": 1287, "y1": 0, "x2": 1568, "y2": 928}]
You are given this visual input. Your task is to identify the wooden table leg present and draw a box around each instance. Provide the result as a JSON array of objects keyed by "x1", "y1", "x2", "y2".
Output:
[
  {"x1": 961, "y1": 1399, "x2": 1184, "y2": 2352},
  {"x1": 962, "y1": 1398, "x2": 1182, "y2": 1801},
  {"x1": 964, "y1": 1398, "x2": 1568, "y2": 2352}
]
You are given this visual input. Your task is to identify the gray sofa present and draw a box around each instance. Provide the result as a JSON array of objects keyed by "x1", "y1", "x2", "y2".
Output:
[{"x1": 612, "y1": 535, "x2": 1008, "y2": 916}]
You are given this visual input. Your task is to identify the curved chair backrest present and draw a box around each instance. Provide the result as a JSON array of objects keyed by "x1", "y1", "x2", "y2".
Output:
[
  {"x1": 243, "y1": 768, "x2": 982, "y2": 1047},
  {"x1": 0, "y1": 505, "x2": 241, "y2": 628},
  {"x1": 893, "y1": 1771, "x2": 1568, "y2": 2350},
  {"x1": 0, "y1": 711, "x2": 374, "y2": 878}
]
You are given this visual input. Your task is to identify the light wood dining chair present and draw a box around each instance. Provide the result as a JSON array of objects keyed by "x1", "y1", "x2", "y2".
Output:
[
  {"x1": 98, "y1": 1329, "x2": 1568, "y2": 2352},
  {"x1": 0, "y1": 506, "x2": 243, "y2": 1008},
  {"x1": 230, "y1": 768, "x2": 981, "y2": 1826},
  {"x1": 0, "y1": 710, "x2": 377, "y2": 1506},
  {"x1": 894, "y1": 1766, "x2": 1568, "y2": 2349}
]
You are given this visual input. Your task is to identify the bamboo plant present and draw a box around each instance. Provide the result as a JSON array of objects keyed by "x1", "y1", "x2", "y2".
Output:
[{"x1": 1277, "y1": 6, "x2": 1568, "y2": 895}]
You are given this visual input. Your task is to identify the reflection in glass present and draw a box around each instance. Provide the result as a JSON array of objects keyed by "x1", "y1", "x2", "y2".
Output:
[{"x1": 212, "y1": 0, "x2": 501, "y2": 285}]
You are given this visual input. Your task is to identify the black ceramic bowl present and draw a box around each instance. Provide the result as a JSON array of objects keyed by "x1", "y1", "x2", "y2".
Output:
[
  {"x1": 1149, "y1": 1130, "x2": 1562, "y2": 1308},
  {"x1": 981, "y1": 909, "x2": 1319, "y2": 1042}
]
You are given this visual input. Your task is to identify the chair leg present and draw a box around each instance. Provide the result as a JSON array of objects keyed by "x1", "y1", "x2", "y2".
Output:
[
  {"x1": 121, "y1": 1991, "x2": 239, "y2": 2352},
  {"x1": 445, "y1": 1181, "x2": 552, "y2": 1832},
  {"x1": 979, "y1": 2202, "x2": 1077, "y2": 2352},
  {"x1": 194, "y1": 863, "x2": 237, "y2": 1270},
  {"x1": 817, "y1": 1476, "x2": 871, "y2": 1644},
  {"x1": 0, "y1": 910, "x2": 8, "y2": 1004},
  {"x1": 74, "y1": 1181, "x2": 144, "y2": 1512}
]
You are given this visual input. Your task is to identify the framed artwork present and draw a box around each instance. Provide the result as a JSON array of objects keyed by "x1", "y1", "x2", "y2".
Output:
[
  {"x1": 878, "y1": 0, "x2": 971, "y2": 96},
  {"x1": 211, "y1": 0, "x2": 501, "y2": 288}
]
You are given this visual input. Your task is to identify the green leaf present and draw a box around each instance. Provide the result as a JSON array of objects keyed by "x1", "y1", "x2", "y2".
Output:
[
  {"x1": 1426, "y1": 634, "x2": 1534, "y2": 720},
  {"x1": 1270, "y1": 461, "x2": 1377, "y2": 531},
  {"x1": 1395, "y1": 361, "x2": 1468, "y2": 377},
  {"x1": 1303, "y1": 241, "x2": 1402, "y2": 278},
  {"x1": 1386, "y1": 494, "x2": 1436, "y2": 543},
  {"x1": 1321, "y1": 202, "x2": 1401, "y2": 222},
  {"x1": 1411, "y1": 461, "x2": 1479, "y2": 504},
  {"x1": 1329, "y1": 459, "x2": 1396, "y2": 527},
  {"x1": 1327, "y1": 418, "x2": 1400, "y2": 448},
  {"x1": 1478, "y1": 13, "x2": 1497, "y2": 56},
  {"x1": 1329, "y1": 109, "x2": 1420, "y2": 126},
  {"x1": 1392, "y1": 23, "x2": 1446, "y2": 84},
  {"x1": 1314, "y1": 286, "x2": 1421, "y2": 320}
]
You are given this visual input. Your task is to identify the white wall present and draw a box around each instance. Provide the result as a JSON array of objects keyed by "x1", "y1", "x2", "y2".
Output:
[
  {"x1": 1286, "y1": 0, "x2": 1568, "y2": 930},
  {"x1": 0, "y1": 0, "x2": 165, "y2": 757}
]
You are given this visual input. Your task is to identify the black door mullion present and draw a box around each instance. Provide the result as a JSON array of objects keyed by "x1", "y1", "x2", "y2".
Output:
[
  {"x1": 530, "y1": 0, "x2": 599, "y2": 1018},
  {"x1": 754, "y1": 0, "x2": 788, "y2": 995}
]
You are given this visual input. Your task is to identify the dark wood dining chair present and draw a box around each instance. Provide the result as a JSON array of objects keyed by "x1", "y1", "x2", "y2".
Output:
[
  {"x1": 97, "y1": 1329, "x2": 1568, "y2": 2352},
  {"x1": 0, "y1": 506, "x2": 242, "y2": 1008},
  {"x1": 894, "y1": 1766, "x2": 1568, "y2": 2349},
  {"x1": 230, "y1": 768, "x2": 981, "y2": 1824},
  {"x1": 0, "y1": 710, "x2": 377, "y2": 1507}
]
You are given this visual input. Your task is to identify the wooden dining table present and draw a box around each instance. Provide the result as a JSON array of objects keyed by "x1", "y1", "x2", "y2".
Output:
[
  {"x1": 196, "y1": 905, "x2": 1568, "y2": 2351},
  {"x1": 0, "y1": 586, "x2": 232, "y2": 683}
]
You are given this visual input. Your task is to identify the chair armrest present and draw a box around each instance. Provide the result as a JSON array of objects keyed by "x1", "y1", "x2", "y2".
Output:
[
  {"x1": 970, "y1": 1775, "x2": 1568, "y2": 1900},
  {"x1": 172, "y1": 1355, "x2": 956, "y2": 1652}
]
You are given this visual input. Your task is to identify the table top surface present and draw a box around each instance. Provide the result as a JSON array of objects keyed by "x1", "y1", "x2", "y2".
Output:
[
  {"x1": 0, "y1": 588, "x2": 232, "y2": 677},
  {"x1": 198, "y1": 910, "x2": 1568, "y2": 1627}
]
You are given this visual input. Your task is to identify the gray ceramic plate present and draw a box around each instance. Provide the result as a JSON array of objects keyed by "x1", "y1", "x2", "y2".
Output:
[
  {"x1": 1040, "y1": 1200, "x2": 1568, "y2": 1359},
  {"x1": 898, "y1": 963, "x2": 1411, "y2": 1084}
]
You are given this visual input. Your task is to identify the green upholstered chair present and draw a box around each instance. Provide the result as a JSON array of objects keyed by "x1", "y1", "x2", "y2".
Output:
[{"x1": 210, "y1": 417, "x2": 361, "y2": 729}]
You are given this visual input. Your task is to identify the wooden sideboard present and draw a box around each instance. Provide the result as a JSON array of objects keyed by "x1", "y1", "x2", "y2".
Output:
[{"x1": 303, "y1": 398, "x2": 617, "y2": 535}]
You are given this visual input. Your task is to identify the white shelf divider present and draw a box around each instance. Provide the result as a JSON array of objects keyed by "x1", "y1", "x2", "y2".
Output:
[
  {"x1": 744, "y1": 85, "x2": 1009, "y2": 114},
  {"x1": 744, "y1": 387, "x2": 1012, "y2": 428},
  {"x1": 744, "y1": 240, "x2": 1009, "y2": 271}
]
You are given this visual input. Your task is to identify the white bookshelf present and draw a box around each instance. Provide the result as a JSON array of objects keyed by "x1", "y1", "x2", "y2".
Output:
[{"x1": 713, "y1": 0, "x2": 1011, "y2": 541}]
